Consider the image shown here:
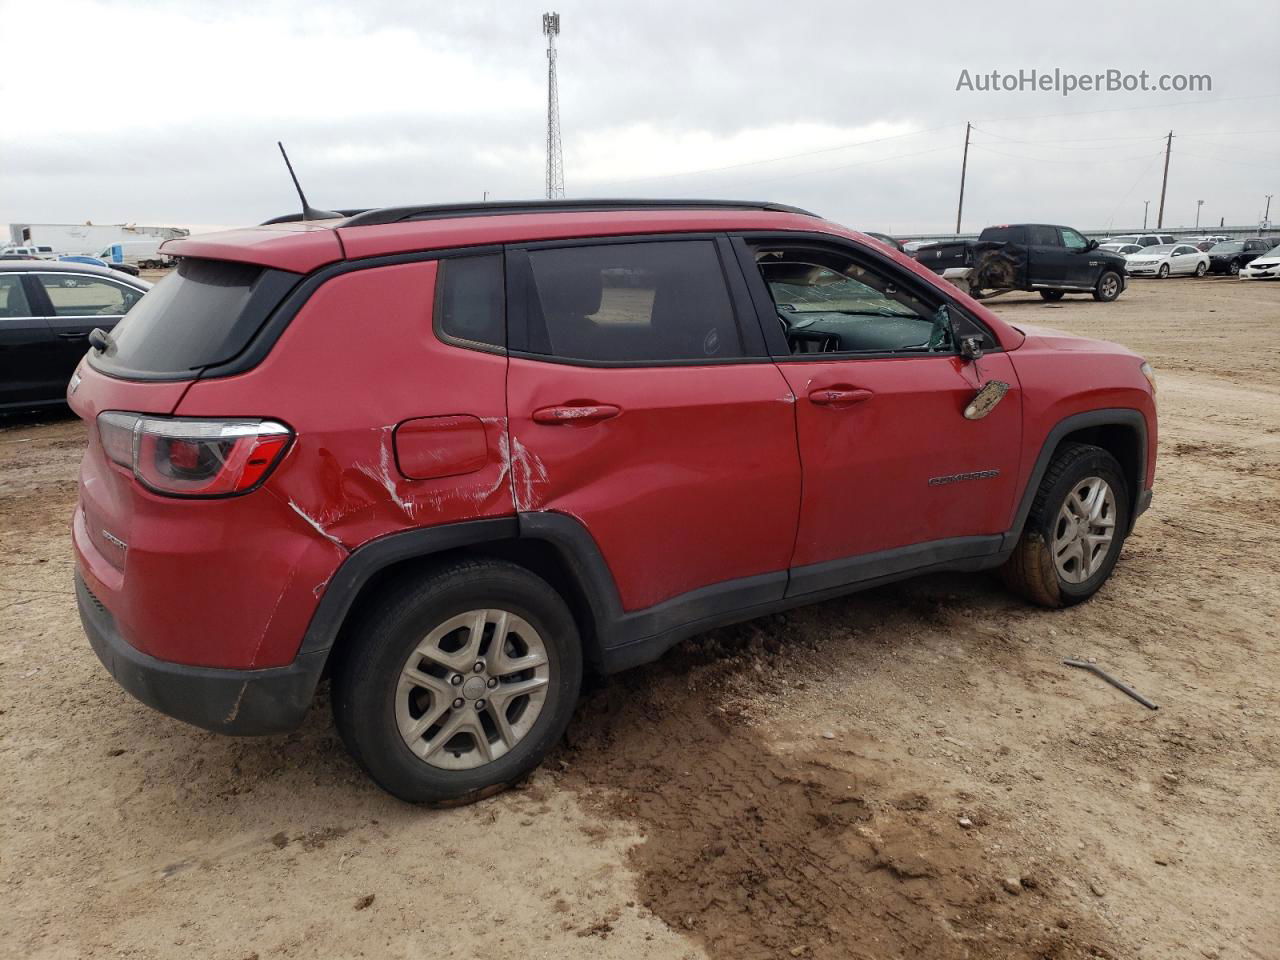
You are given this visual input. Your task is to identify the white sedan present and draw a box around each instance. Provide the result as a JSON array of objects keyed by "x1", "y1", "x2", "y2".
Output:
[
  {"x1": 1124, "y1": 243, "x2": 1209, "y2": 278},
  {"x1": 1239, "y1": 247, "x2": 1280, "y2": 281}
]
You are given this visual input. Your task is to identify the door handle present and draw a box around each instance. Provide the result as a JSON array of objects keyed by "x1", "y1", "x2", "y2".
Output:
[
  {"x1": 57, "y1": 332, "x2": 89, "y2": 340},
  {"x1": 807, "y1": 387, "x2": 873, "y2": 407},
  {"x1": 532, "y1": 403, "x2": 621, "y2": 425}
]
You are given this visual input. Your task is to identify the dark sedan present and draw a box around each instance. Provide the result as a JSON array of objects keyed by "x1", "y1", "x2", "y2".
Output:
[
  {"x1": 0, "y1": 260, "x2": 149, "y2": 409},
  {"x1": 1207, "y1": 238, "x2": 1274, "y2": 275}
]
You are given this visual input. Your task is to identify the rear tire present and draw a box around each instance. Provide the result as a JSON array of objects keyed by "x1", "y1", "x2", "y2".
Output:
[
  {"x1": 1001, "y1": 443, "x2": 1130, "y2": 608},
  {"x1": 1195, "y1": 261, "x2": 1207, "y2": 277},
  {"x1": 1093, "y1": 270, "x2": 1123, "y2": 302},
  {"x1": 1039, "y1": 290, "x2": 1066, "y2": 302},
  {"x1": 332, "y1": 559, "x2": 582, "y2": 805}
]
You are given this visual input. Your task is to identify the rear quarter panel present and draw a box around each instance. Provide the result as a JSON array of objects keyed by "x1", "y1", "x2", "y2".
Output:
[{"x1": 168, "y1": 260, "x2": 514, "y2": 666}]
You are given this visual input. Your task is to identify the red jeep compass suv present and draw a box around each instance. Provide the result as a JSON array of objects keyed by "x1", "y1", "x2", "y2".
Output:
[{"x1": 69, "y1": 199, "x2": 1157, "y2": 803}]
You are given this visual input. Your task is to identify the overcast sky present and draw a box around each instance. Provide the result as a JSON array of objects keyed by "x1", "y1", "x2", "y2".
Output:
[{"x1": 2, "y1": 0, "x2": 1276, "y2": 236}]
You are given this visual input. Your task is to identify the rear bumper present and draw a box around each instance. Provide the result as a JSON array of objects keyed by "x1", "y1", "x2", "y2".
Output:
[{"x1": 77, "y1": 572, "x2": 325, "y2": 736}]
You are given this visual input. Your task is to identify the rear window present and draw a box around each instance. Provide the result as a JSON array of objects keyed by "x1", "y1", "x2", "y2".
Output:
[
  {"x1": 88, "y1": 258, "x2": 298, "y2": 380},
  {"x1": 979, "y1": 226, "x2": 1027, "y2": 244}
]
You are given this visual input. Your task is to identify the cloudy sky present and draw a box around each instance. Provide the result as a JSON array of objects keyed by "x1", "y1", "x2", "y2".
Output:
[{"x1": 2, "y1": 0, "x2": 1276, "y2": 236}]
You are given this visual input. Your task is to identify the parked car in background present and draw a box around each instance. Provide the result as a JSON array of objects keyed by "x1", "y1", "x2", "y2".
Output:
[
  {"x1": 1239, "y1": 247, "x2": 1280, "y2": 280},
  {"x1": 97, "y1": 239, "x2": 170, "y2": 270},
  {"x1": 912, "y1": 223, "x2": 1128, "y2": 301},
  {"x1": 864, "y1": 232, "x2": 905, "y2": 253},
  {"x1": 1100, "y1": 243, "x2": 1144, "y2": 256},
  {"x1": 1, "y1": 244, "x2": 58, "y2": 260},
  {"x1": 66, "y1": 198, "x2": 1157, "y2": 804},
  {"x1": 1100, "y1": 233, "x2": 1177, "y2": 249},
  {"x1": 1124, "y1": 243, "x2": 1209, "y2": 278},
  {"x1": 1207, "y1": 238, "x2": 1274, "y2": 275},
  {"x1": 0, "y1": 261, "x2": 149, "y2": 409},
  {"x1": 60, "y1": 254, "x2": 141, "y2": 277}
]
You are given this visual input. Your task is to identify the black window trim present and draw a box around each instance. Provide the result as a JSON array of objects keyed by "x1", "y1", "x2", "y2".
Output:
[
  {"x1": 729, "y1": 230, "x2": 1003, "y2": 363},
  {"x1": 432, "y1": 250, "x2": 508, "y2": 356},
  {"x1": 503, "y1": 232, "x2": 772, "y2": 369}
]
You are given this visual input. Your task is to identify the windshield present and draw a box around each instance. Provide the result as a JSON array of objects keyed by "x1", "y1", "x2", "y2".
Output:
[{"x1": 1211, "y1": 242, "x2": 1244, "y2": 253}]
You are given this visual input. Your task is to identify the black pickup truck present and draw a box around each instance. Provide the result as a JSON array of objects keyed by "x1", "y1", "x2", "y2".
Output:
[{"x1": 911, "y1": 223, "x2": 1128, "y2": 302}]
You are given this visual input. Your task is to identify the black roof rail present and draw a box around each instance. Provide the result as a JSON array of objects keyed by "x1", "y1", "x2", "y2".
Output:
[
  {"x1": 337, "y1": 198, "x2": 820, "y2": 229},
  {"x1": 259, "y1": 209, "x2": 371, "y2": 225}
]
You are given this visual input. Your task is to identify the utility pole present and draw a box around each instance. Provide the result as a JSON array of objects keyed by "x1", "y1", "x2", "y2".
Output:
[
  {"x1": 1196, "y1": 200, "x2": 1204, "y2": 229},
  {"x1": 1143, "y1": 200, "x2": 1149, "y2": 230},
  {"x1": 1265, "y1": 194, "x2": 1274, "y2": 224},
  {"x1": 955, "y1": 121, "x2": 971, "y2": 235},
  {"x1": 1156, "y1": 130, "x2": 1172, "y2": 229},
  {"x1": 542, "y1": 12, "x2": 565, "y2": 200}
]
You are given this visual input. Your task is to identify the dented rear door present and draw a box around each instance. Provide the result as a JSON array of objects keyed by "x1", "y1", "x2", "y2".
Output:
[{"x1": 504, "y1": 236, "x2": 801, "y2": 613}]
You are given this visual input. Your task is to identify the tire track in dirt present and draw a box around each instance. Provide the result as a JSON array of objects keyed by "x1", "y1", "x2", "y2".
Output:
[{"x1": 559, "y1": 634, "x2": 1118, "y2": 960}]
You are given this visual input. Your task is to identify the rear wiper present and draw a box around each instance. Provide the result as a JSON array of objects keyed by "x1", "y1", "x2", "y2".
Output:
[{"x1": 88, "y1": 328, "x2": 112, "y2": 353}]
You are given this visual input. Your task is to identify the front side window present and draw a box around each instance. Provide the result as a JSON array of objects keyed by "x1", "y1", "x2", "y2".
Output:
[
  {"x1": 436, "y1": 254, "x2": 504, "y2": 349},
  {"x1": 36, "y1": 273, "x2": 143, "y2": 317},
  {"x1": 1061, "y1": 228, "x2": 1089, "y2": 250},
  {"x1": 0, "y1": 275, "x2": 32, "y2": 318},
  {"x1": 754, "y1": 247, "x2": 955, "y2": 355},
  {"x1": 520, "y1": 240, "x2": 744, "y2": 363}
]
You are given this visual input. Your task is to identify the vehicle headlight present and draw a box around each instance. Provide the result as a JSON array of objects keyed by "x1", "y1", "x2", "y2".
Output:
[{"x1": 1140, "y1": 361, "x2": 1157, "y2": 395}]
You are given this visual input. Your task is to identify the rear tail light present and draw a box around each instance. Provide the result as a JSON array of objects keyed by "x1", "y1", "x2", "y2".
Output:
[{"x1": 97, "y1": 413, "x2": 292, "y2": 497}]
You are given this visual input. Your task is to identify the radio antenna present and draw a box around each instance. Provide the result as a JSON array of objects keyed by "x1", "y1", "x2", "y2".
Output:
[{"x1": 277, "y1": 141, "x2": 341, "y2": 221}]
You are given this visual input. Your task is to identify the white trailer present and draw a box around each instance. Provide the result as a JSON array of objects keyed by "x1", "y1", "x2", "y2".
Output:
[{"x1": 7, "y1": 223, "x2": 188, "y2": 257}]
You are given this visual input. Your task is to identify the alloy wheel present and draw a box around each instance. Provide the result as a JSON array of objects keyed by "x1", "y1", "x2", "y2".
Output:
[
  {"x1": 1052, "y1": 476, "x2": 1117, "y2": 584},
  {"x1": 395, "y1": 609, "x2": 550, "y2": 770},
  {"x1": 1099, "y1": 274, "x2": 1119, "y2": 299}
]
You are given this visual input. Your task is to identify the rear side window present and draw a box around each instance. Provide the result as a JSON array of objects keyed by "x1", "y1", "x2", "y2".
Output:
[
  {"x1": 0, "y1": 275, "x2": 31, "y2": 317},
  {"x1": 35, "y1": 274, "x2": 143, "y2": 316},
  {"x1": 436, "y1": 254, "x2": 504, "y2": 349},
  {"x1": 89, "y1": 258, "x2": 298, "y2": 379},
  {"x1": 1026, "y1": 226, "x2": 1059, "y2": 246},
  {"x1": 518, "y1": 240, "x2": 744, "y2": 363}
]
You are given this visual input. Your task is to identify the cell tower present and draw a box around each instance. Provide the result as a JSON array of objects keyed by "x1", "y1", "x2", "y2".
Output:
[{"x1": 542, "y1": 12, "x2": 564, "y2": 199}]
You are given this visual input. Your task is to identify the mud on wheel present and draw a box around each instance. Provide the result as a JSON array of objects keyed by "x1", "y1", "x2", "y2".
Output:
[
  {"x1": 1001, "y1": 442, "x2": 1131, "y2": 608},
  {"x1": 332, "y1": 559, "x2": 582, "y2": 804}
]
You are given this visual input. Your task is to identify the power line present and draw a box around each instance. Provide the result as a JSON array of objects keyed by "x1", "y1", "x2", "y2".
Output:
[
  {"x1": 586, "y1": 123, "x2": 962, "y2": 188},
  {"x1": 969, "y1": 143, "x2": 1165, "y2": 165}
]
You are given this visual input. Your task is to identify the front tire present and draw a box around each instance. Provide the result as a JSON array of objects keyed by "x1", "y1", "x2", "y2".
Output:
[
  {"x1": 1229, "y1": 259, "x2": 1242, "y2": 276},
  {"x1": 1039, "y1": 289, "x2": 1065, "y2": 302},
  {"x1": 1001, "y1": 443, "x2": 1130, "y2": 608},
  {"x1": 1093, "y1": 270, "x2": 1123, "y2": 302},
  {"x1": 1157, "y1": 263, "x2": 1170, "y2": 279},
  {"x1": 332, "y1": 559, "x2": 583, "y2": 804}
]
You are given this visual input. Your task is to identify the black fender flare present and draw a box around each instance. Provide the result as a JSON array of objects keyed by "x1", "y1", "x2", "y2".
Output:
[
  {"x1": 296, "y1": 517, "x2": 518, "y2": 657},
  {"x1": 1003, "y1": 408, "x2": 1149, "y2": 550}
]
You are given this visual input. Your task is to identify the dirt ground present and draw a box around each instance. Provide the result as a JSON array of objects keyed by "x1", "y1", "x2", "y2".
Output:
[{"x1": 3, "y1": 276, "x2": 1278, "y2": 960}]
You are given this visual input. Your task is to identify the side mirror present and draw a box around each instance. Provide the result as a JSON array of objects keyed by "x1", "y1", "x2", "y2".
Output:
[
  {"x1": 960, "y1": 335, "x2": 984, "y2": 361},
  {"x1": 1085, "y1": 239, "x2": 1099, "y2": 252}
]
